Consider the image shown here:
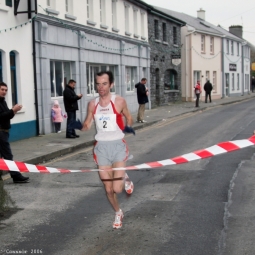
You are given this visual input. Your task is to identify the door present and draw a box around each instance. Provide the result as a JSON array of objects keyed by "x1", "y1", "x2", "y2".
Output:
[{"x1": 225, "y1": 73, "x2": 229, "y2": 96}]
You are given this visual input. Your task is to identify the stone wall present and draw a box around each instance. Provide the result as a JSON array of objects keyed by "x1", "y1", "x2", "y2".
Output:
[{"x1": 148, "y1": 12, "x2": 182, "y2": 108}]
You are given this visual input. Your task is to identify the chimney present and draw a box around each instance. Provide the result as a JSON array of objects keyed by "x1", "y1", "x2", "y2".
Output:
[
  {"x1": 229, "y1": 25, "x2": 243, "y2": 38},
  {"x1": 197, "y1": 8, "x2": 205, "y2": 20}
]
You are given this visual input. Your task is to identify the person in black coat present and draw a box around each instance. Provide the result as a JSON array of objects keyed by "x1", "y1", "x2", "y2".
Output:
[
  {"x1": 0, "y1": 82, "x2": 29, "y2": 183},
  {"x1": 63, "y1": 79, "x2": 83, "y2": 138},
  {"x1": 204, "y1": 79, "x2": 213, "y2": 103},
  {"x1": 251, "y1": 76, "x2": 255, "y2": 92},
  {"x1": 135, "y1": 78, "x2": 148, "y2": 123}
]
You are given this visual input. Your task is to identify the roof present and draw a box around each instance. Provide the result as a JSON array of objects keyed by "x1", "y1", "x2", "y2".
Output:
[
  {"x1": 152, "y1": 6, "x2": 224, "y2": 37},
  {"x1": 127, "y1": 0, "x2": 186, "y2": 26},
  {"x1": 210, "y1": 25, "x2": 243, "y2": 42}
]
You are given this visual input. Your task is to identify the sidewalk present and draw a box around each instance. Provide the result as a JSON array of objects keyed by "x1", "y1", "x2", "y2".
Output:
[{"x1": 8, "y1": 93, "x2": 255, "y2": 166}]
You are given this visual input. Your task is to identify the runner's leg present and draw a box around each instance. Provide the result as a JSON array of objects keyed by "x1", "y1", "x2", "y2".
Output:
[{"x1": 98, "y1": 167, "x2": 124, "y2": 212}]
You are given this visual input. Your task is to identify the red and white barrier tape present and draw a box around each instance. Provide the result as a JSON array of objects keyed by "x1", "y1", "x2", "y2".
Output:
[{"x1": 1, "y1": 136, "x2": 255, "y2": 173}]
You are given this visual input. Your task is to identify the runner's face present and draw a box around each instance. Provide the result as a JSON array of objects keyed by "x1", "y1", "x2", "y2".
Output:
[
  {"x1": 96, "y1": 74, "x2": 113, "y2": 97},
  {"x1": 0, "y1": 86, "x2": 8, "y2": 98}
]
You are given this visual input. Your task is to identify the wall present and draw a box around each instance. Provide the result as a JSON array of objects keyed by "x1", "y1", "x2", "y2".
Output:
[
  {"x1": 181, "y1": 28, "x2": 222, "y2": 101},
  {"x1": 222, "y1": 38, "x2": 243, "y2": 97},
  {"x1": 35, "y1": 17, "x2": 149, "y2": 135},
  {"x1": 37, "y1": 0, "x2": 149, "y2": 43},
  {"x1": 148, "y1": 12, "x2": 182, "y2": 108}
]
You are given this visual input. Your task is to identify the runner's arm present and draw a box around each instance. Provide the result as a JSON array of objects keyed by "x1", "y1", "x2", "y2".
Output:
[
  {"x1": 82, "y1": 100, "x2": 94, "y2": 131},
  {"x1": 120, "y1": 98, "x2": 133, "y2": 127}
]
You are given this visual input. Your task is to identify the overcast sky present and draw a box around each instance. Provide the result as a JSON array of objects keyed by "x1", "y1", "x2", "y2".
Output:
[{"x1": 143, "y1": 0, "x2": 255, "y2": 46}]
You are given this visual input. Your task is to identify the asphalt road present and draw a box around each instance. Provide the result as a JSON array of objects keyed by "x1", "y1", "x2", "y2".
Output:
[{"x1": 1, "y1": 99, "x2": 255, "y2": 255}]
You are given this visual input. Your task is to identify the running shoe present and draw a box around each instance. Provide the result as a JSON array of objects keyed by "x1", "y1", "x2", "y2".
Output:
[
  {"x1": 113, "y1": 209, "x2": 124, "y2": 229},
  {"x1": 125, "y1": 173, "x2": 134, "y2": 194}
]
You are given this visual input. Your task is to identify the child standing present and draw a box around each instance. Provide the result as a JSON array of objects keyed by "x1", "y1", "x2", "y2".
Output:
[{"x1": 51, "y1": 100, "x2": 66, "y2": 133}]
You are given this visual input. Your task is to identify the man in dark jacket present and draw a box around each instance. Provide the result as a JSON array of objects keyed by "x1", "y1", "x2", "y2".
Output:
[
  {"x1": 251, "y1": 76, "x2": 255, "y2": 92},
  {"x1": 204, "y1": 79, "x2": 213, "y2": 103},
  {"x1": 135, "y1": 78, "x2": 148, "y2": 123},
  {"x1": 63, "y1": 79, "x2": 83, "y2": 138},
  {"x1": 0, "y1": 82, "x2": 29, "y2": 183}
]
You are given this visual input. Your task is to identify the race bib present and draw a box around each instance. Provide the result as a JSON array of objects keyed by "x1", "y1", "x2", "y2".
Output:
[{"x1": 94, "y1": 114, "x2": 117, "y2": 131}]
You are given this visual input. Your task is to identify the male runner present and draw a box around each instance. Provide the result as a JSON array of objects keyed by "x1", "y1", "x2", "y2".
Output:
[{"x1": 82, "y1": 71, "x2": 134, "y2": 229}]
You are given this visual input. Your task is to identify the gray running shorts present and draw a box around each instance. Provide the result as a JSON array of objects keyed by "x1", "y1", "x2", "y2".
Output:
[{"x1": 93, "y1": 139, "x2": 129, "y2": 166}]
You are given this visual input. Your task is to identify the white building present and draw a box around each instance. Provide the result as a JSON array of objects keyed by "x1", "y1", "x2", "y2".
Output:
[
  {"x1": 209, "y1": 25, "x2": 249, "y2": 97},
  {"x1": 0, "y1": 0, "x2": 150, "y2": 139},
  {"x1": 0, "y1": 0, "x2": 36, "y2": 141}
]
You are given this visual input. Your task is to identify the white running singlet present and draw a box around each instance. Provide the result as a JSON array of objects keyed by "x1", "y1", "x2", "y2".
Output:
[{"x1": 94, "y1": 95, "x2": 125, "y2": 141}]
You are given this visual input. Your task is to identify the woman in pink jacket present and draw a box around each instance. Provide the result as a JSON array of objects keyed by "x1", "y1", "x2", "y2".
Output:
[
  {"x1": 51, "y1": 100, "x2": 66, "y2": 133},
  {"x1": 194, "y1": 81, "x2": 202, "y2": 107}
]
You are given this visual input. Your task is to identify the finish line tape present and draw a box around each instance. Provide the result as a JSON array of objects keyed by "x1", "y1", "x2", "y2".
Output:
[{"x1": 1, "y1": 136, "x2": 255, "y2": 174}]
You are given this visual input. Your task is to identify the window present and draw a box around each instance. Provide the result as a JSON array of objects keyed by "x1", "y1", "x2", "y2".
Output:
[
  {"x1": 243, "y1": 46, "x2": 249, "y2": 58},
  {"x1": 112, "y1": 0, "x2": 117, "y2": 29},
  {"x1": 245, "y1": 74, "x2": 249, "y2": 89},
  {"x1": 237, "y1": 73, "x2": 240, "y2": 90},
  {"x1": 193, "y1": 71, "x2": 201, "y2": 87},
  {"x1": 164, "y1": 69, "x2": 177, "y2": 90},
  {"x1": 100, "y1": 0, "x2": 106, "y2": 24},
  {"x1": 210, "y1": 37, "x2": 214, "y2": 54},
  {"x1": 0, "y1": 51, "x2": 2, "y2": 82},
  {"x1": 86, "y1": 0, "x2": 93, "y2": 20},
  {"x1": 237, "y1": 43, "x2": 239, "y2": 56},
  {"x1": 141, "y1": 11, "x2": 145, "y2": 37},
  {"x1": 133, "y1": 8, "x2": 138, "y2": 35},
  {"x1": 10, "y1": 51, "x2": 17, "y2": 105},
  {"x1": 162, "y1": 23, "x2": 167, "y2": 42},
  {"x1": 47, "y1": 0, "x2": 55, "y2": 9},
  {"x1": 231, "y1": 41, "x2": 234, "y2": 55},
  {"x1": 87, "y1": 0, "x2": 90, "y2": 19},
  {"x1": 154, "y1": 20, "x2": 159, "y2": 40},
  {"x1": 65, "y1": 0, "x2": 73, "y2": 14},
  {"x1": 173, "y1": 27, "x2": 177, "y2": 45},
  {"x1": 213, "y1": 71, "x2": 216, "y2": 91},
  {"x1": 124, "y1": 3, "x2": 130, "y2": 33},
  {"x1": 206, "y1": 71, "x2": 210, "y2": 81},
  {"x1": 6, "y1": 0, "x2": 12, "y2": 7},
  {"x1": 65, "y1": 0, "x2": 68, "y2": 12},
  {"x1": 232, "y1": 73, "x2": 235, "y2": 90},
  {"x1": 226, "y1": 40, "x2": 229, "y2": 54},
  {"x1": 142, "y1": 67, "x2": 146, "y2": 79},
  {"x1": 86, "y1": 65, "x2": 116, "y2": 95},
  {"x1": 50, "y1": 61, "x2": 72, "y2": 98},
  {"x1": 201, "y1": 35, "x2": 205, "y2": 53},
  {"x1": 125, "y1": 67, "x2": 136, "y2": 92}
]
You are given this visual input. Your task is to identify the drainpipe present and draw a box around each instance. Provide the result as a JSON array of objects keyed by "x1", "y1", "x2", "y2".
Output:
[
  {"x1": 221, "y1": 38, "x2": 225, "y2": 98},
  {"x1": 185, "y1": 27, "x2": 196, "y2": 101},
  {"x1": 241, "y1": 41, "x2": 247, "y2": 96},
  {"x1": 31, "y1": 3, "x2": 39, "y2": 135}
]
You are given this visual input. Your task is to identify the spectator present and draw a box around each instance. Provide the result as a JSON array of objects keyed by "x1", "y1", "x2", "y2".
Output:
[
  {"x1": 135, "y1": 78, "x2": 148, "y2": 123},
  {"x1": 204, "y1": 79, "x2": 213, "y2": 103},
  {"x1": 0, "y1": 82, "x2": 29, "y2": 183},
  {"x1": 51, "y1": 100, "x2": 66, "y2": 133},
  {"x1": 63, "y1": 79, "x2": 83, "y2": 138},
  {"x1": 251, "y1": 76, "x2": 255, "y2": 93},
  {"x1": 194, "y1": 80, "x2": 202, "y2": 107}
]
